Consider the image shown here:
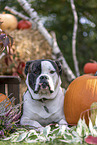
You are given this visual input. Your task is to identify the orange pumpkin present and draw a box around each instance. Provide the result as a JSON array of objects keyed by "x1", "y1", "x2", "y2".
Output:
[
  {"x1": 0, "y1": 93, "x2": 11, "y2": 106},
  {"x1": 84, "y1": 62, "x2": 97, "y2": 74},
  {"x1": 64, "y1": 74, "x2": 97, "y2": 125}
]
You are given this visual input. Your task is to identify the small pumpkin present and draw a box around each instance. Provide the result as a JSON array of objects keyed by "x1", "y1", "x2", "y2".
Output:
[
  {"x1": 0, "y1": 13, "x2": 18, "y2": 31},
  {"x1": 84, "y1": 62, "x2": 97, "y2": 74},
  {"x1": 64, "y1": 74, "x2": 97, "y2": 125},
  {"x1": 17, "y1": 20, "x2": 32, "y2": 29},
  {"x1": 0, "y1": 93, "x2": 11, "y2": 107}
]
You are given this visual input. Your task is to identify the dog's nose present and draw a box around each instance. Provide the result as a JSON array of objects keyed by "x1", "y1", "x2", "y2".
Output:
[{"x1": 40, "y1": 75, "x2": 48, "y2": 80}]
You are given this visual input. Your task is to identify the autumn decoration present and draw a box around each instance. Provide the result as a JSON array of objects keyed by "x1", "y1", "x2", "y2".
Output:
[
  {"x1": 84, "y1": 62, "x2": 97, "y2": 74},
  {"x1": 0, "y1": 13, "x2": 18, "y2": 31},
  {"x1": 0, "y1": 28, "x2": 25, "y2": 77},
  {"x1": 17, "y1": 20, "x2": 32, "y2": 29},
  {"x1": 64, "y1": 74, "x2": 97, "y2": 125},
  {"x1": 0, "y1": 93, "x2": 11, "y2": 107},
  {"x1": 0, "y1": 30, "x2": 13, "y2": 52},
  {"x1": 0, "y1": 93, "x2": 21, "y2": 138},
  {"x1": 85, "y1": 136, "x2": 97, "y2": 145}
]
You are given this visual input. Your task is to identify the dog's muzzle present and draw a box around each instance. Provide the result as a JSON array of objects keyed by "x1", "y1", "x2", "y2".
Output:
[
  {"x1": 39, "y1": 75, "x2": 49, "y2": 88},
  {"x1": 34, "y1": 75, "x2": 54, "y2": 94}
]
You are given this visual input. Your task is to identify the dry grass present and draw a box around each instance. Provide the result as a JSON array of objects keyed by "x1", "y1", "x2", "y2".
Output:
[{"x1": 9, "y1": 29, "x2": 52, "y2": 61}]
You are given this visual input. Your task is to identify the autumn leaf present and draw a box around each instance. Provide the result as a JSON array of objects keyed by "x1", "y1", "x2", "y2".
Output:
[{"x1": 85, "y1": 135, "x2": 97, "y2": 144}]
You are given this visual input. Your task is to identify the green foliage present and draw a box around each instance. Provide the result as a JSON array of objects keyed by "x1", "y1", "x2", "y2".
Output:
[
  {"x1": 29, "y1": 0, "x2": 97, "y2": 73},
  {"x1": 1, "y1": 117, "x2": 97, "y2": 144},
  {"x1": 0, "y1": 141, "x2": 87, "y2": 145}
]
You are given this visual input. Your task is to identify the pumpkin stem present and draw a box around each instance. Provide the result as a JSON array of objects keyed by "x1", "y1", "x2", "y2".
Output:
[{"x1": 90, "y1": 59, "x2": 97, "y2": 63}]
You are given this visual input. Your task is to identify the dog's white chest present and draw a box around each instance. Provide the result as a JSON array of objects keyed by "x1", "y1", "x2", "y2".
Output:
[{"x1": 23, "y1": 89, "x2": 64, "y2": 119}]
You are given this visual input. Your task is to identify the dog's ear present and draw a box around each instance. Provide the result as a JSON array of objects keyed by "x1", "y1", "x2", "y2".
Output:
[
  {"x1": 25, "y1": 61, "x2": 33, "y2": 75},
  {"x1": 55, "y1": 60, "x2": 62, "y2": 75}
]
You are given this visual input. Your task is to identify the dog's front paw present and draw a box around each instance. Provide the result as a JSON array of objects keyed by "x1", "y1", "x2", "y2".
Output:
[
  {"x1": 20, "y1": 117, "x2": 43, "y2": 130},
  {"x1": 35, "y1": 126, "x2": 45, "y2": 132},
  {"x1": 58, "y1": 119, "x2": 68, "y2": 126},
  {"x1": 58, "y1": 119, "x2": 70, "y2": 130}
]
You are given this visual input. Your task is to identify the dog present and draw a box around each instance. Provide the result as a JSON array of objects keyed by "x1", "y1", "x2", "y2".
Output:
[{"x1": 20, "y1": 59, "x2": 67, "y2": 129}]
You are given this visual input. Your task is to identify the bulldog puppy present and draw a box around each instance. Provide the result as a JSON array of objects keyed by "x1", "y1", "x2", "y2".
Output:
[{"x1": 20, "y1": 59, "x2": 67, "y2": 129}]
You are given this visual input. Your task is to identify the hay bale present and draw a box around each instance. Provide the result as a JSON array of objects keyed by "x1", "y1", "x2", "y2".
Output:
[
  {"x1": 0, "y1": 28, "x2": 52, "y2": 75},
  {"x1": 9, "y1": 29, "x2": 52, "y2": 61}
]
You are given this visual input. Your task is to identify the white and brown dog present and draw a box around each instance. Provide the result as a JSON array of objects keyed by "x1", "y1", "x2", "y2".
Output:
[{"x1": 20, "y1": 59, "x2": 67, "y2": 129}]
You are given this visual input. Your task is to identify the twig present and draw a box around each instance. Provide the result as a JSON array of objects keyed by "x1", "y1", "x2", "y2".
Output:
[
  {"x1": 5, "y1": 6, "x2": 30, "y2": 20},
  {"x1": 5, "y1": 6, "x2": 36, "y2": 29},
  {"x1": 51, "y1": 32, "x2": 76, "y2": 82},
  {"x1": 70, "y1": 0, "x2": 80, "y2": 77}
]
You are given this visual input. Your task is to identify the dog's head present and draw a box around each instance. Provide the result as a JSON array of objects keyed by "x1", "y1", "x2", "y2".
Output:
[{"x1": 25, "y1": 59, "x2": 62, "y2": 99}]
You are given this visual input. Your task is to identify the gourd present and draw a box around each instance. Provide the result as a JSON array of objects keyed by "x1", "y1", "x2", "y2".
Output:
[
  {"x1": 0, "y1": 13, "x2": 18, "y2": 31},
  {"x1": 84, "y1": 62, "x2": 97, "y2": 74},
  {"x1": 64, "y1": 74, "x2": 97, "y2": 125},
  {"x1": 17, "y1": 20, "x2": 32, "y2": 29}
]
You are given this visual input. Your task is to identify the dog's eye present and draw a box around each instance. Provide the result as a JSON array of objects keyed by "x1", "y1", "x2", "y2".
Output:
[{"x1": 50, "y1": 70, "x2": 55, "y2": 74}]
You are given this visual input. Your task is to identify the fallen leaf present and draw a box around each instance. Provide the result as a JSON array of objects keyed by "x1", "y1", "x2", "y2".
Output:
[{"x1": 85, "y1": 135, "x2": 97, "y2": 144}]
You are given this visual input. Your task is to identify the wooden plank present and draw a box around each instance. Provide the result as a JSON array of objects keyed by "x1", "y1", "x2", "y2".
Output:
[
  {"x1": 8, "y1": 84, "x2": 20, "y2": 104},
  {"x1": 0, "y1": 84, "x2": 5, "y2": 94},
  {"x1": 0, "y1": 76, "x2": 21, "y2": 104},
  {"x1": 0, "y1": 76, "x2": 21, "y2": 84}
]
